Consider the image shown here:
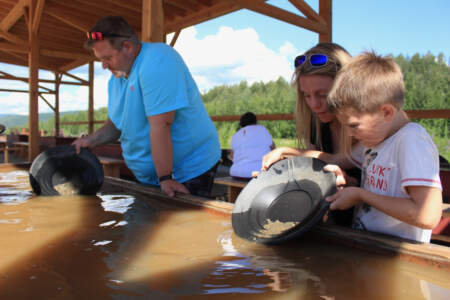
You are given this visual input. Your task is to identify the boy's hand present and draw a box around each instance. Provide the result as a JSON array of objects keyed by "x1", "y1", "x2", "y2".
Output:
[
  {"x1": 325, "y1": 187, "x2": 362, "y2": 210},
  {"x1": 323, "y1": 164, "x2": 358, "y2": 187}
]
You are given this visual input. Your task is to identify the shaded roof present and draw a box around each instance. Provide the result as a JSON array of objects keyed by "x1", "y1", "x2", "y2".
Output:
[{"x1": 0, "y1": 0, "x2": 330, "y2": 72}]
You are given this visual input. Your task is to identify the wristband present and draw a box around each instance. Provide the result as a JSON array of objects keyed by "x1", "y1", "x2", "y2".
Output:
[{"x1": 158, "y1": 174, "x2": 173, "y2": 183}]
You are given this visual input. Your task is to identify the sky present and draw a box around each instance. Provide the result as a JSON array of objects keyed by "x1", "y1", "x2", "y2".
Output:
[{"x1": 0, "y1": 0, "x2": 449, "y2": 116}]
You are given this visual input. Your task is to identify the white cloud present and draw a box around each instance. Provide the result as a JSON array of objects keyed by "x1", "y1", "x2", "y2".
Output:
[
  {"x1": 172, "y1": 26, "x2": 297, "y2": 90},
  {"x1": 0, "y1": 26, "x2": 297, "y2": 115}
]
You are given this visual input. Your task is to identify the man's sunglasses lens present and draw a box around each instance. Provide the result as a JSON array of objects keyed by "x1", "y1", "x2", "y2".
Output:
[{"x1": 310, "y1": 54, "x2": 327, "y2": 66}]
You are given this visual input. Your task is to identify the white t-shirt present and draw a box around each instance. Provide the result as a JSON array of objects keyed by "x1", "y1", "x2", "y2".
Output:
[
  {"x1": 349, "y1": 122, "x2": 442, "y2": 243},
  {"x1": 230, "y1": 125, "x2": 273, "y2": 178}
]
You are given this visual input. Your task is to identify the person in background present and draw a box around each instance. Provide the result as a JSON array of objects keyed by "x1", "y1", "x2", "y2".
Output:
[
  {"x1": 325, "y1": 51, "x2": 442, "y2": 243},
  {"x1": 229, "y1": 112, "x2": 275, "y2": 178},
  {"x1": 73, "y1": 16, "x2": 221, "y2": 198}
]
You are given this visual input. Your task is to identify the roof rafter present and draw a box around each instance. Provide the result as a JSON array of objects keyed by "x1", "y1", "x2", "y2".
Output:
[
  {"x1": 232, "y1": 0, "x2": 327, "y2": 34},
  {"x1": 0, "y1": 0, "x2": 28, "y2": 32},
  {"x1": 288, "y1": 0, "x2": 326, "y2": 24}
]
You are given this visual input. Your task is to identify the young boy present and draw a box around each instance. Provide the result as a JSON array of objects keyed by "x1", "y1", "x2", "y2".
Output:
[{"x1": 324, "y1": 51, "x2": 442, "y2": 243}]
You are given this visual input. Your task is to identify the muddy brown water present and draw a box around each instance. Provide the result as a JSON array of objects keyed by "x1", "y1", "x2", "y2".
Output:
[{"x1": 0, "y1": 170, "x2": 449, "y2": 299}]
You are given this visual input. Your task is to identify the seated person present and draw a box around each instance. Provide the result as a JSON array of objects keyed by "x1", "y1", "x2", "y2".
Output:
[
  {"x1": 229, "y1": 112, "x2": 275, "y2": 178},
  {"x1": 325, "y1": 51, "x2": 442, "y2": 243}
]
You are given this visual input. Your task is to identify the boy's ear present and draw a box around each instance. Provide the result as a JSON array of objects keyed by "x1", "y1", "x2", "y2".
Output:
[{"x1": 380, "y1": 104, "x2": 395, "y2": 121}]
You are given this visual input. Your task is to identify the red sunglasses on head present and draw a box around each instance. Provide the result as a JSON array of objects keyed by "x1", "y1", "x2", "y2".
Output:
[{"x1": 86, "y1": 31, "x2": 130, "y2": 41}]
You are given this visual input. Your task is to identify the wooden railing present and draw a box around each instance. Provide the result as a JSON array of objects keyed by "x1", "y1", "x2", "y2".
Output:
[{"x1": 59, "y1": 109, "x2": 450, "y2": 126}]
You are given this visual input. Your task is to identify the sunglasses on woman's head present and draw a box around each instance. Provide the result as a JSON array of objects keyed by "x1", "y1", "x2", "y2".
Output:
[{"x1": 294, "y1": 54, "x2": 328, "y2": 68}]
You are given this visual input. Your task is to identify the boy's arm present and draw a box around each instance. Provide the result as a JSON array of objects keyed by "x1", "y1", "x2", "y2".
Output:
[{"x1": 327, "y1": 185, "x2": 442, "y2": 229}]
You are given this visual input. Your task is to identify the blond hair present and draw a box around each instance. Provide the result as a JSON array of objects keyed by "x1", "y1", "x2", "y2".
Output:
[
  {"x1": 327, "y1": 51, "x2": 406, "y2": 153},
  {"x1": 292, "y1": 42, "x2": 351, "y2": 150},
  {"x1": 327, "y1": 51, "x2": 405, "y2": 113}
]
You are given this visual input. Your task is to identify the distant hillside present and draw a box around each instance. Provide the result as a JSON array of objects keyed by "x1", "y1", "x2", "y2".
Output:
[{"x1": 0, "y1": 111, "x2": 80, "y2": 129}]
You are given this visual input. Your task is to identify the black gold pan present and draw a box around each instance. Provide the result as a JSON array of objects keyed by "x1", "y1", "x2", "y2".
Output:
[
  {"x1": 232, "y1": 156, "x2": 336, "y2": 244},
  {"x1": 29, "y1": 145, "x2": 104, "y2": 196}
]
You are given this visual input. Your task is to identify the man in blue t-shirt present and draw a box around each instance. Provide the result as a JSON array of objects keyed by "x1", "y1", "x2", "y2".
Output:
[{"x1": 73, "y1": 16, "x2": 220, "y2": 197}]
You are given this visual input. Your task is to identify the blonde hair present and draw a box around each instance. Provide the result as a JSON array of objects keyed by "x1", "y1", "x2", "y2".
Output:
[
  {"x1": 327, "y1": 51, "x2": 405, "y2": 113},
  {"x1": 292, "y1": 42, "x2": 351, "y2": 150}
]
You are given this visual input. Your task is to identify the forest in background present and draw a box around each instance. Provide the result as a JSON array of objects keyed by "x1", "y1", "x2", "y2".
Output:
[{"x1": 28, "y1": 53, "x2": 450, "y2": 160}]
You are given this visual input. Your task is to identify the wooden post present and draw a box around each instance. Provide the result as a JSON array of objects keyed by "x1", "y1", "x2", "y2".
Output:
[
  {"x1": 54, "y1": 72, "x2": 60, "y2": 137},
  {"x1": 319, "y1": 0, "x2": 332, "y2": 42},
  {"x1": 28, "y1": 1, "x2": 40, "y2": 162},
  {"x1": 88, "y1": 61, "x2": 94, "y2": 134},
  {"x1": 142, "y1": 0, "x2": 165, "y2": 42}
]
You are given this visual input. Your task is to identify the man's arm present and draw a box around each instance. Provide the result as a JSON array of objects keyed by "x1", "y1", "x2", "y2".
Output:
[
  {"x1": 148, "y1": 111, "x2": 189, "y2": 197},
  {"x1": 72, "y1": 118, "x2": 121, "y2": 153}
]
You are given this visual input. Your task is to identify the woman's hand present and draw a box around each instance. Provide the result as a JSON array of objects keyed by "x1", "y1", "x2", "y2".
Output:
[{"x1": 261, "y1": 147, "x2": 298, "y2": 171}]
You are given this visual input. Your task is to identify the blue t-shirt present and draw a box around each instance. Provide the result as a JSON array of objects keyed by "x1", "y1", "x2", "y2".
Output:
[{"x1": 107, "y1": 42, "x2": 220, "y2": 185}]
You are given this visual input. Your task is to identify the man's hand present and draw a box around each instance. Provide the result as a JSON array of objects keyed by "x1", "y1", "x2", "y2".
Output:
[
  {"x1": 160, "y1": 179, "x2": 190, "y2": 197},
  {"x1": 72, "y1": 135, "x2": 96, "y2": 154}
]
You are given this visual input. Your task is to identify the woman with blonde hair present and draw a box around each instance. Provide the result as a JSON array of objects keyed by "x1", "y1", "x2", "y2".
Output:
[
  {"x1": 263, "y1": 42, "x2": 356, "y2": 171},
  {"x1": 262, "y1": 42, "x2": 359, "y2": 225}
]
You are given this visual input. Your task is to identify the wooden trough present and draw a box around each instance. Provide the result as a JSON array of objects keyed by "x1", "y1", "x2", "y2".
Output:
[{"x1": 2, "y1": 162, "x2": 448, "y2": 271}]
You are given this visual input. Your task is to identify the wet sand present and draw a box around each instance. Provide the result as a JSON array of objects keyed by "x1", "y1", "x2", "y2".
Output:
[{"x1": 0, "y1": 170, "x2": 449, "y2": 299}]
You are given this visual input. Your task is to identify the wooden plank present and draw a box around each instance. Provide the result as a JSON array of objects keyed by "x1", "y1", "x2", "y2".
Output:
[
  {"x1": 32, "y1": 0, "x2": 45, "y2": 35},
  {"x1": 0, "y1": 0, "x2": 28, "y2": 32},
  {"x1": 288, "y1": 0, "x2": 326, "y2": 24},
  {"x1": 40, "y1": 48, "x2": 94, "y2": 61},
  {"x1": 142, "y1": 0, "x2": 165, "y2": 42},
  {"x1": 28, "y1": 19, "x2": 40, "y2": 162},
  {"x1": 165, "y1": 1, "x2": 241, "y2": 33},
  {"x1": 44, "y1": 5, "x2": 91, "y2": 32},
  {"x1": 318, "y1": 0, "x2": 332, "y2": 42},
  {"x1": 214, "y1": 176, "x2": 249, "y2": 188},
  {"x1": 88, "y1": 61, "x2": 94, "y2": 134},
  {"x1": 0, "y1": 41, "x2": 30, "y2": 53},
  {"x1": 102, "y1": 176, "x2": 450, "y2": 268},
  {"x1": 233, "y1": 0, "x2": 327, "y2": 34},
  {"x1": 170, "y1": 29, "x2": 180, "y2": 47},
  {"x1": 0, "y1": 29, "x2": 28, "y2": 45}
]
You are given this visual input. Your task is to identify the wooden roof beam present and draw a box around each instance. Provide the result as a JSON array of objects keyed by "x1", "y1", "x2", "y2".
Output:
[
  {"x1": 288, "y1": 0, "x2": 326, "y2": 24},
  {"x1": 0, "y1": 70, "x2": 53, "y2": 93},
  {"x1": 0, "y1": 41, "x2": 29, "y2": 53},
  {"x1": 0, "y1": 29, "x2": 28, "y2": 46},
  {"x1": 44, "y1": 6, "x2": 91, "y2": 32},
  {"x1": 61, "y1": 71, "x2": 88, "y2": 85},
  {"x1": 170, "y1": 30, "x2": 181, "y2": 47},
  {"x1": 32, "y1": 0, "x2": 45, "y2": 35},
  {"x1": 58, "y1": 59, "x2": 87, "y2": 73},
  {"x1": 164, "y1": 0, "x2": 197, "y2": 12},
  {"x1": 165, "y1": 1, "x2": 241, "y2": 34},
  {"x1": 109, "y1": 0, "x2": 141, "y2": 13},
  {"x1": 232, "y1": 0, "x2": 327, "y2": 34},
  {"x1": 0, "y1": 0, "x2": 28, "y2": 32},
  {"x1": 196, "y1": 0, "x2": 214, "y2": 7},
  {"x1": 0, "y1": 71, "x2": 87, "y2": 86},
  {"x1": 40, "y1": 48, "x2": 93, "y2": 61}
]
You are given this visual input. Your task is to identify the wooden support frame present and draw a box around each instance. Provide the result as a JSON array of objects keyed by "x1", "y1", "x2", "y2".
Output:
[
  {"x1": 231, "y1": 0, "x2": 327, "y2": 34},
  {"x1": 28, "y1": 0, "x2": 41, "y2": 162},
  {"x1": 319, "y1": 0, "x2": 332, "y2": 42},
  {"x1": 142, "y1": 0, "x2": 165, "y2": 42},
  {"x1": 88, "y1": 61, "x2": 94, "y2": 134}
]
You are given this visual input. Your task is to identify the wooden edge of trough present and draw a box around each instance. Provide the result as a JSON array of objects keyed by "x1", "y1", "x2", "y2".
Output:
[
  {"x1": 103, "y1": 176, "x2": 450, "y2": 270},
  {"x1": 0, "y1": 162, "x2": 448, "y2": 270}
]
